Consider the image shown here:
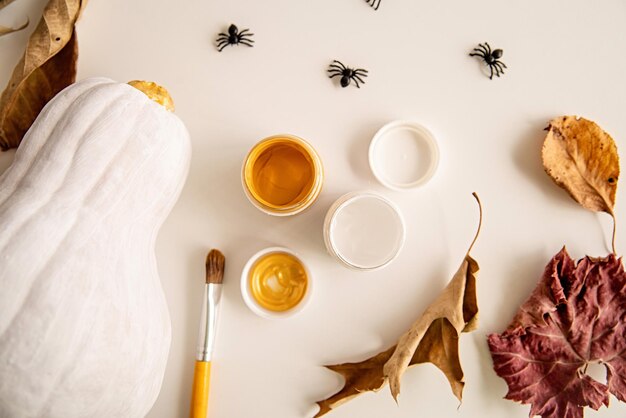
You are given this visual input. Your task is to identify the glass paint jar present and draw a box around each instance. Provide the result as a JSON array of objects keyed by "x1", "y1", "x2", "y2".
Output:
[{"x1": 242, "y1": 134, "x2": 323, "y2": 216}]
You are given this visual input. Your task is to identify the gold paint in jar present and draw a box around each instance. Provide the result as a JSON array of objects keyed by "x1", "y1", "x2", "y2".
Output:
[
  {"x1": 243, "y1": 135, "x2": 323, "y2": 216},
  {"x1": 248, "y1": 250, "x2": 308, "y2": 313}
]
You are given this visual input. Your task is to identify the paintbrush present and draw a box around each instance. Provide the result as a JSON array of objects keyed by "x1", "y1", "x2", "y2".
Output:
[{"x1": 190, "y1": 249, "x2": 225, "y2": 418}]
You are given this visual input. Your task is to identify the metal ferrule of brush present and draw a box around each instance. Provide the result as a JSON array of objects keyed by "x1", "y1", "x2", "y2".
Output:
[{"x1": 196, "y1": 283, "x2": 222, "y2": 362}]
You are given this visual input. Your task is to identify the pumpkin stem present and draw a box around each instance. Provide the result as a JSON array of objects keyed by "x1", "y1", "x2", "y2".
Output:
[{"x1": 128, "y1": 80, "x2": 175, "y2": 112}]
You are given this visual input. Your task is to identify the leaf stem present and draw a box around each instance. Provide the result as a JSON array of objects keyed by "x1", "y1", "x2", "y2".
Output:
[
  {"x1": 611, "y1": 214, "x2": 617, "y2": 255},
  {"x1": 467, "y1": 192, "x2": 483, "y2": 255}
]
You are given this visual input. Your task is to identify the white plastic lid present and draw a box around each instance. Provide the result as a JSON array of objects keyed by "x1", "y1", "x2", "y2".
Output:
[{"x1": 369, "y1": 120, "x2": 439, "y2": 190}]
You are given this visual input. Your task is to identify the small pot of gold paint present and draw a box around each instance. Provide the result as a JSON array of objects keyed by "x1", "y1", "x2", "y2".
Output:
[
  {"x1": 241, "y1": 247, "x2": 312, "y2": 319},
  {"x1": 242, "y1": 134, "x2": 324, "y2": 216}
]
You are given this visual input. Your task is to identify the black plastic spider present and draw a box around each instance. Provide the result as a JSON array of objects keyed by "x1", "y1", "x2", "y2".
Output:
[
  {"x1": 469, "y1": 42, "x2": 507, "y2": 80},
  {"x1": 216, "y1": 24, "x2": 254, "y2": 52},
  {"x1": 365, "y1": 0, "x2": 382, "y2": 10},
  {"x1": 327, "y1": 60, "x2": 368, "y2": 88}
]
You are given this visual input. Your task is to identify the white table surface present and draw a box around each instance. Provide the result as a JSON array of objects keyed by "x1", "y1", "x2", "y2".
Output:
[{"x1": 2, "y1": 1, "x2": 626, "y2": 417}]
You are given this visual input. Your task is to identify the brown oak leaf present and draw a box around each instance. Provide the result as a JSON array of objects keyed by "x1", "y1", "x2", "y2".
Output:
[
  {"x1": 488, "y1": 247, "x2": 626, "y2": 418},
  {"x1": 0, "y1": 0, "x2": 86, "y2": 150},
  {"x1": 315, "y1": 193, "x2": 482, "y2": 417}
]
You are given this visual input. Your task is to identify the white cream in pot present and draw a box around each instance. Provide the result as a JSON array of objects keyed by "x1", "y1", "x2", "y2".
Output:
[{"x1": 324, "y1": 192, "x2": 405, "y2": 270}]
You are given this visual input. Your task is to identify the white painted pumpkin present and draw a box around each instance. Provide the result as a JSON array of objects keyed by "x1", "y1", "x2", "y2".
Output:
[{"x1": 0, "y1": 78, "x2": 191, "y2": 417}]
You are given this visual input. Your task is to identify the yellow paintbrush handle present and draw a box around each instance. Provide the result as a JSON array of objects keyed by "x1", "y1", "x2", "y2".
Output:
[{"x1": 190, "y1": 360, "x2": 211, "y2": 418}]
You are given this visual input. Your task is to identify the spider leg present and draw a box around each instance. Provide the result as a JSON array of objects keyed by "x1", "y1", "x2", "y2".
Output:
[
  {"x1": 327, "y1": 68, "x2": 343, "y2": 74},
  {"x1": 472, "y1": 47, "x2": 488, "y2": 58},
  {"x1": 353, "y1": 74, "x2": 367, "y2": 84},
  {"x1": 469, "y1": 50, "x2": 486, "y2": 59},
  {"x1": 354, "y1": 68, "x2": 369, "y2": 75},
  {"x1": 353, "y1": 74, "x2": 368, "y2": 82},
  {"x1": 216, "y1": 35, "x2": 229, "y2": 42},
  {"x1": 328, "y1": 73, "x2": 342, "y2": 80},
  {"x1": 489, "y1": 64, "x2": 494, "y2": 80},
  {"x1": 218, "y1": 42, "x2": 230, "y2": 52},
  {"x1": 331, "y1": 60, "x2": 347, "y2": 70},
  {"x1": 239, "y1": 37, "x2": 255, "y2": 44},
  {"x1": 496, "y1": 60, "x2": 508, "y2": 69},
  {"x1": 329, "y1": 65, "x2": 346, "y2": 73},
  {"x1": 477, "y1": 43, "x2": 489, "y2": 54},
  {"x1": 470, "y1": 45, "x2": 486, "y2": 56},
  {"x1": 239, "y1": 33, "x2": 255, "y2": 41},
  {"x1": 484, "y1": 42, "x2": 492, "y2": 55},
  {"x1": 352, "y1": 77, "x2": 361, "y2": 88},
  {"x1": 493, "y1": 61, "x2": 507, "y2": 74},
  {"x1": 238, "y1": 29, "x2": 251, "y2": 35}
]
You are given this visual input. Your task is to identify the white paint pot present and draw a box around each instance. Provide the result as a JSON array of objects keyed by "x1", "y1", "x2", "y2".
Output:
[{"x1": 323, "y1": 192, "x2": 405, "y2": 270}]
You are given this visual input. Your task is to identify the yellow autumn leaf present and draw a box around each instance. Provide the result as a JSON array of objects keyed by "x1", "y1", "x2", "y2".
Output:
[{"x1": 542, "y1": 116, "x2": 620, "y2": 252}]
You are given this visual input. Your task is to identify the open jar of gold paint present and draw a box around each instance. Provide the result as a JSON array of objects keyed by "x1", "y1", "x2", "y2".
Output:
[
  {"x1": 240, "y1": 247, "x2": 312, "y2": 319},
  {"x1": 242, "y1": 134, "x2": 324, "y2": 216}
]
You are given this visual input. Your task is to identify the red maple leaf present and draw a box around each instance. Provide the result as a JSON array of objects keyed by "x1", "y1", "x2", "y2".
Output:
[{"x1": 488, "y1": 247, "x2": 626, "y2": 418}]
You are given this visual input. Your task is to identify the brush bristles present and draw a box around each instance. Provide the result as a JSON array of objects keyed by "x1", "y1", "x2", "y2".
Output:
[{"x1": 205, "y1": 249, "x2": 225, "y2": 284}]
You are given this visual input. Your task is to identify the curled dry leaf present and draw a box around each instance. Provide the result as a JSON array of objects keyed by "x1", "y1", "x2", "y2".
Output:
[
  {"x1": 488, "y1": 248, "x2": 626, "y2": 418},
  {"x1": 314, "y1": 193, "x2": 482, "y2": 417},
  {"x1": 542, "y1": 116, "x2": 620, "y2": 252},
  {"x1": 0, "y1": 0, "x2": 86, "y2": 150}
]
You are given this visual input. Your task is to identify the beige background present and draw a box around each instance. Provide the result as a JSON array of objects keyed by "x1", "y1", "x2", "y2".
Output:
[{"x1": 2, "y1": 0, "x2": 626, "y2": 417}]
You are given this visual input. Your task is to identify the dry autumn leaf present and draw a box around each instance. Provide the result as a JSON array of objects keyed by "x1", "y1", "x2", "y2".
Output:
[
  {"x1": 315, "y1": 193, "x2": 482, "y2": 417},
  {"x1": 488, "y1": 248, "x2": 626, "y2": 418},
  {"x1": 542, "y1": 116, "x2": 620, "y2": 252},
  {"x1": 0, "y1": 0, "x2": 86, "y2": 150}
]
